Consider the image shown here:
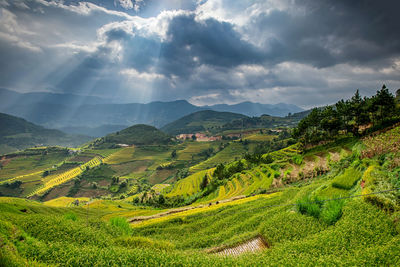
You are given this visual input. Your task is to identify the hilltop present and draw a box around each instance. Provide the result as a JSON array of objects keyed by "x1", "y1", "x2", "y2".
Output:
[
  {"x1": 161, "y1": 110, "x2": 248, "y2": 135},
  {"x1": 95, "y1": 124, "x2": 173, "y2": 148},
  {"x1": 0, "y1": 112, "x2": 90, "y2": 154}
]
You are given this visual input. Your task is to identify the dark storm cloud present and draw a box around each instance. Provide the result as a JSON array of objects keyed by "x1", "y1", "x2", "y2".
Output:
[
  {"x1": 250, "y1": 0, "x2": 400, "y2": 68},
  {"x1": 157, "y1": 14, "x2": 264, "y2": 77}
]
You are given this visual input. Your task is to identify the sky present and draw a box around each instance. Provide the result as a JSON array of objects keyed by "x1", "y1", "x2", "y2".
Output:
[{"x1": 0, "y1": 0, "x2": 399, "y2": 108}]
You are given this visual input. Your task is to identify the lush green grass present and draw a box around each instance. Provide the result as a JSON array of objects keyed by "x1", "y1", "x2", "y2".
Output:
[
  {"x1": 1, "y1": 166, "x2": 400, "y2": 266},
  {"x1": 331, "y1": 165, "x2": 364, "y2": 190}
]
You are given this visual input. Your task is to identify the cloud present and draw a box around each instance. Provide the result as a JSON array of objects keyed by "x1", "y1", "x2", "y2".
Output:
[{"x1": 0, "y1": 0, "x2": 399, "y2": 108}]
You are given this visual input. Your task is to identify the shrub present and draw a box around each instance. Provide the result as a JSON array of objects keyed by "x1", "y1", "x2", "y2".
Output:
[
  {"x1": 320, "y1": 199, "x2": 345, "y2": 225},
  {"x1": 64, "y1": 212, "x2": 77, "y2": 221},
  {"x1": 109, "y1": 217, "x2": 132, "y2": 235},
  {"x1": 296, "y1": 195, "x2": 324, "y2": 219}
]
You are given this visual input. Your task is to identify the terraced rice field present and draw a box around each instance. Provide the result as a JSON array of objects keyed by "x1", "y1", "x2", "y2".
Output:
[
  {"x1": 199, "y1": 167, "x2": 274, "y2": 203},
  {"x1": 83, "y1": 148, "x2": 122, "y2": 158},
  {"x1": 166, "y1": 169, "x2": 211, "y2": 197},
  {"x1": 190, "y1": 143, "x2": 247, "y2": 172},
  {"x1": 0, "y1": 152, "x2": 68, "y2": 181},
  {"x1": 103, "y1": 147, "x2": 135, "y2": 164},
  {"x1": 362, "y1": 125, "x2": 400, "y2": 158},
  {"x1": 44, "y1": 196, "x2": 90, "y2": 207},
  {"x1": 176, "y1": 142, "x2": 213, "y2": 161},
  {"x1": 28, "y1": 157, "x2": 103, "y2": 197},
  {"x1": 131, "y1": 194, "x2": 279, "y2": 227},
  {"x1": 243, "y1": 134, "x2": 273, "y2": 142}
]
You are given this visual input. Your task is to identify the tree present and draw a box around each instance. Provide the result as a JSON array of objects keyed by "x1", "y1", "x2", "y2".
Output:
[
  {"x1": 191, "y1": 134, "x2": 197, "y2": 141},
  {"x1": 158, "y1": 194, "x2": 165, "y2": 205},
  {"x1": 171, "y1": 150, "x2": 177, "y2": 158},
  {"x1": 214, "y1": 164, "x2": 226, "y2": 180},
  {"x1": 373, "y1": 85, "x2": 396, "y2": 123},
  {"x1": 200, "y1": 174, "x2": 209, "y2": 190}
]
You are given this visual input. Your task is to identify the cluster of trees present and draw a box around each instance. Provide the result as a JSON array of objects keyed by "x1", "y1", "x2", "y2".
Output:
[
  {"x1": 213, "y1": 161, "x2": 245, "y2": 180},
  {"x1": 293, "y1": 85, "x2": 399, "y2": 146}
]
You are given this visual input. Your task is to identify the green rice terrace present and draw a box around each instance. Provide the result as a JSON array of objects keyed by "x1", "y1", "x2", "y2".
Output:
[{"x1": 1, "y1": 88, "x2": 400, "y2": 266}]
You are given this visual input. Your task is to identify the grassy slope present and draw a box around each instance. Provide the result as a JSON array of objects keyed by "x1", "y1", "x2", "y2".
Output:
[
  {"x1": 161, "y1": 110, "x2": 248, "y2": 135},
  {"x1": 1, "y1": 126, "x2": 400, "y2": 266},
  {"x1": 0, "y1": 112, "x2": 91, "y2": 154},
  {"x1": 1, "y1": 178, "x2": 399, "y2": 266}
]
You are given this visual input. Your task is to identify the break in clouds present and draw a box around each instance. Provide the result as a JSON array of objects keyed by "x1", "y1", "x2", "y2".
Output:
[{"x1": 0, "y1": 0, "x2": 399, "y2": 108}]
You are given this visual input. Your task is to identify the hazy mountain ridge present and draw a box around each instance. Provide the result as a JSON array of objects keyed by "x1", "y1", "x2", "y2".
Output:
[{"x1": 0, "y1": 89, "x2": 303, "y2": 135}]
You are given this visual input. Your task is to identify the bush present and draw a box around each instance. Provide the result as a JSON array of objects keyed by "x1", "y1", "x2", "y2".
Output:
[
  {"x1": 320, "y1": 199, "x2": 345, "y2": 225},
  {"x1": 296, "y1": 195, "x2": 324, "y2": 219},
  {"x1": 297, "y1": 195, "x2": 345, "y2": 225},
  {"x1": 109, "y1": 217, "x2": 131, "y2": 235},
  {"x1": 64, "y1": 212, "x2": 77, "y2": 221}
]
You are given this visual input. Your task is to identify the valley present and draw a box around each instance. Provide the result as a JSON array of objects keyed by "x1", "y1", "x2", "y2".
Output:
[{"x1": 0, "y1": 86, "x2": 400, "y2": 266}]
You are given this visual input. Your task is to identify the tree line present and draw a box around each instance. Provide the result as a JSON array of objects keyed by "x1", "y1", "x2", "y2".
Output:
[{"x1": 293, "y1": 85, "x2": 400, "y2": 146}]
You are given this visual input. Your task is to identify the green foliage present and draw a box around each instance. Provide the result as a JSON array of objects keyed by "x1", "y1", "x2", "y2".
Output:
[
  {"x1": 297, "y1": 195, "x2": 345, "y2": 225},
  {"x1": 161, "y1": 110, "x2": 247, "y2": 135},
  {"x1": 294, "y1": 85, "x2": 399, "y2": 146},
  {"x1": 63, "y1": 212, "x2": 78, "y2": 221},
  {"x1": 331, "y1": 165, "x2": 363, "y2": 190},
  {"x1": 100, "y1": 124, "x2": 172, "y2": 147},
  {"x1": 320, "y1": 199, "x2": 345, "y2": 225},
  {"x1": 109, "y1": 217, "x2": 132, "y2": 235},
  {"x1": 0, "y1": 113, "x2": 91, "y2": 154},
  {"x1": 114, "y1": 236, "x2": 175, "y2": 251},
  {"x1": 296, "y1": 195, "x2": 324, "y2": 218}
]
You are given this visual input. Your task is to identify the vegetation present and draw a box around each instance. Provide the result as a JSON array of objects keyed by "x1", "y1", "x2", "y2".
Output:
[
  {"x1": 293, "y1": 85, "x2": 399, "y2": 147},
  {"x1": 94, "y1": 124, "x2": 173, "y2": 148},
  {"x1": 0, "y1": 86, "x2": 400, "y2": 265},
  {"x1": 161, "y1": 110, "x2": 247, "y2": 135},
  {"x1": 0, "y1": 112, "x2": 91, "y2": 154}
]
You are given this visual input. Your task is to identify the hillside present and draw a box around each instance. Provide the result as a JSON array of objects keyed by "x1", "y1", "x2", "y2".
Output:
[
  {"x1": 1, "y1": 124, "x2": 400, "y2": 265},
  {"x1": 59, "y1": 124, "x2": 128, "y2": 137},
  {"x1": 0, "y1": 88, "x2": 399, "y2": 265},
  {"x1": 220, "y1": 112, "x2": 308, "y2": 132},
  {"x1": 97, "y1": 124, "x2": 173, "y2": 147},
  {"x1": 0, "y1": 113, "x2": 90, "y2": 154},
  {"x1": 161, "y1": 110, "x2": 248, "y2": 135},
  {"x1": 207, "y1": 101, "x2": 303, "y2": 117}
]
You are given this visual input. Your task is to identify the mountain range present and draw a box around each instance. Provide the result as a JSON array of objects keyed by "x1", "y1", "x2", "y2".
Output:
[{"x1": 0, "y1": 88, "x2": 303, "y2": 136}]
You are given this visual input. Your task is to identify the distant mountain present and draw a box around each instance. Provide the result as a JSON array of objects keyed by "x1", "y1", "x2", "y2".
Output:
[
  {"x1": 0, "y1": 112, "x2": 91, "y2": 154},
  {"x1": 93, "y1": 124, "x2": 173, "y2": 148},
  {"x1": 0, "y1": 88, "x2": 303, "y2": 134},
  {"x1": 0, "y1": 88, "x2": 107, "y2": 108},
  {"x1": 161, "y1": 110, "x2": 248, "y2": 135},
  {"x1": 206, "y1": 102, "x2": 303, "y2": 117},
  {"x1": 59, "y1": 124, "x2": 128, "y2": 138},
  {"x1": 1, "y1": 97, "x2": 202, "y2": 129}
]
